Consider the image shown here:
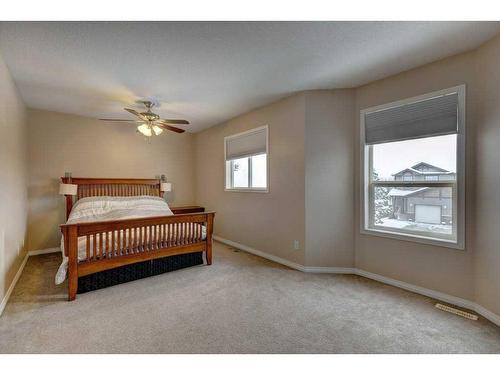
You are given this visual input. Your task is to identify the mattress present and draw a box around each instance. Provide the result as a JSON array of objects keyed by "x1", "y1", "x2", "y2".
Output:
[{"x1": 56, "y1": 195, "x2": 206, "y2": 284}]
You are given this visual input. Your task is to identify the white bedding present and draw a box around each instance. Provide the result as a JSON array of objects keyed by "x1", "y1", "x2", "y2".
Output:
[{"x1": 56, "y1": 196, "x2": 206, "y2": 284}]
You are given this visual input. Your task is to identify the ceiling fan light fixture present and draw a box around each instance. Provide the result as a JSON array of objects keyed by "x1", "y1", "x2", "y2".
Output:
[
  {"x1": 152, "y1": 125, "x2": 163, "y2": 136},
  {"x1": 137, "y1": 123, "x2": 163, "y2": 137},
  {"x1": 103, "y1": 101, "x2": 187, "y2": 135},
  {"x1": 137, "y1": 123, "x2": 152, "y2": 137}
]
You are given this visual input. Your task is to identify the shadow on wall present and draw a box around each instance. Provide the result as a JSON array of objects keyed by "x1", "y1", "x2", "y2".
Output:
[
  {"x1": 163, "y1": 189, "x2": 177, "y2": 205},
  {"x1": 27, "y1": 178, "x2": 65, "y2": 251},
  {"x1": 0, "y1": 224, "x2": 29, "y2": 300},
  {"x1": 0, "y1": 229, "x2": 5, "y2": 297}
]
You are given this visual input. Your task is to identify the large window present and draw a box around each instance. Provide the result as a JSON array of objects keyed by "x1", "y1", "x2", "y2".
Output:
[
  {"x1": 361, "y1": 86, "x2": 465, "y2": 249},
  {"x1": 224, "y1": 126, "x2": 268, "y2": 191}
]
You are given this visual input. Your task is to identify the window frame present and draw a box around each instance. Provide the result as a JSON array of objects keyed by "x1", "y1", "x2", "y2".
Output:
[
  {"x1": 425, "y1": 175, "x2": 439, "y2": 181},
  {"x1": 360, "y1": 85, "x2": 466, "y2": 250},
  {"x1": 224, "y1": 125, "x2": 269, "y2": 193}
]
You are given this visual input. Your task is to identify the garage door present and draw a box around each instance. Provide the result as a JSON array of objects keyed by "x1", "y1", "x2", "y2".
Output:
[{"x1": 415, "y1": 205, "x2": 441, "y2": 224}]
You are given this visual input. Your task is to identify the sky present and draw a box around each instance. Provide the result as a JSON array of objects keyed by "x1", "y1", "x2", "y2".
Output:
[{"x1": 373, "y1": 134, "x2": 457, "y2": 179}]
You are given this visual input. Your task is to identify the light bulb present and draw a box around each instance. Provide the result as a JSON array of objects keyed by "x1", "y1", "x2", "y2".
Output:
[
  {"x1": 137, "y1": 124, "x2": 153, "y2": 137},
  {"x1": 152, "y1": 125, "x2": 163, "y2": 135},
  {"x1": 137, "y1": 123, "x2": 163, "y2": 137}
]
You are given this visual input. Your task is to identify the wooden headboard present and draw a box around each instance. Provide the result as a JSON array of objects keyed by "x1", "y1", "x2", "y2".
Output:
[{"x1": 61, "y1": 177, "x2": 162, "y2": 219}]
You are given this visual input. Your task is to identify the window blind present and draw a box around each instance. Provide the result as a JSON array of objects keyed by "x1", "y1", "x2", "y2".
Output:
[
  {"x1": 364, "y1": 92, "x2": 458, "y2": 145},
  {"x1": 225, "y1": 127, "x2": 267, "y2": 160}
]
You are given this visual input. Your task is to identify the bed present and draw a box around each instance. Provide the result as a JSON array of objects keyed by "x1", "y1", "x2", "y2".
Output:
[{"x1": 59, "y1": 177, "x2": 215, "y2": 301}]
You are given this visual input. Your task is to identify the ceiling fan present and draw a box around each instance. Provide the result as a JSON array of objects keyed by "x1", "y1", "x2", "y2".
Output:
[{"x1": 100, "y1": 100, "x2": 189, "y2": 136}]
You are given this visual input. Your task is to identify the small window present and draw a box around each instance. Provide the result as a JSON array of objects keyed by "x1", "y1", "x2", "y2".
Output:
[
  {"x1": 361, "y1": 86, "x2": 465, "y2": 249},
  {"x1": 224, "y1": 126, "x2": 268, "y2": 192}
]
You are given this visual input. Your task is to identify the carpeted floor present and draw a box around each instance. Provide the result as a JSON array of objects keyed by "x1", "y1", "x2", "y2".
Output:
[{"x1": 1, "y1": 241, "x2": 499, "y2": 353}]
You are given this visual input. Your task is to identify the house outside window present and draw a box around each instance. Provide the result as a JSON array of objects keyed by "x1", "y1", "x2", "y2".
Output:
[
  {"x1": 224, "y1": 125, "x2": 269, "y2": 192},
  {"x1": 360, "y1": 86, "x2": 465, "y2": 249}
]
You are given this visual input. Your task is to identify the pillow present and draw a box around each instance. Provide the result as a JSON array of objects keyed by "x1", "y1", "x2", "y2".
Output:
[{"x1": 68, "y1": 195, "x2": 172, "y2": 223}]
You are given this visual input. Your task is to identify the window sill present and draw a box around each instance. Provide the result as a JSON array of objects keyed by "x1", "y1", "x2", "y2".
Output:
[
  {"x1": 360, "y1": 227, "x2": 464, "y2": 250},
  {"x1": 224, "y1": 188, "x2": 269, "y2": 193}
]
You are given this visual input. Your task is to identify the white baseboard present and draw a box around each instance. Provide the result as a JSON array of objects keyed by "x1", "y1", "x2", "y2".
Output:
[
  {"x1": 213, "y1": 235, "x2": 306, "y2": 271},
  {"x1": 356, "y1": 269, "x2": 500, "y2": 326},
  {"x1": 303, "y1": 266, "x2": 356, "y2": 274},
  {"x1": 28, "y1": 247, "x2": 59, "y2": 256},
  {"x1": 213, "y1": 236, "x2": 500, "y2": 326},
  {"x1": 354, "y1": 269, "x2": 475, "y2": 310},
  {"x1": 471, "y1": 303, "x2": 500, "y2": 327},
  {"x1": 0, "y1": 247, "x2": 60, "y2": 317},
  {"x1": 0, "y1": 253, "x2": 29, "y2": 317}
]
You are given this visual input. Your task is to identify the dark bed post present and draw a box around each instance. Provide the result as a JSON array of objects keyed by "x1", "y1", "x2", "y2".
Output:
[
  {"x1": 67, "y1": 225, "x2": 78, "y2": 301},
  {"x1": 65, "y1": 195, "x2": 73, "y2": 220},
  {"x1": 206, "y1": 213, "x2": 214, "y2": 265}
]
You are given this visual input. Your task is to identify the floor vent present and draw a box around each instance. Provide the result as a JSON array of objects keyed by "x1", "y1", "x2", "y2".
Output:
[{"x1": 435, "y1": 303, "x2": 478, "y2": 321}]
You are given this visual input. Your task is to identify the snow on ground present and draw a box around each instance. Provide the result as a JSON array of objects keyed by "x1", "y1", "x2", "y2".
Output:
[{"x1": 380, "y1": 218, "x2": 452, "y2": 235}]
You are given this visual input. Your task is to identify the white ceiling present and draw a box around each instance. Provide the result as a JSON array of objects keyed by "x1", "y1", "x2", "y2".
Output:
[{"x1": 0, "y1": 22, "x2": 499, "y2": 132}]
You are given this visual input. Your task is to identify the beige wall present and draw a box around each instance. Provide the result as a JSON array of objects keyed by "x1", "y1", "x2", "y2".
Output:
[
  {"x1": 305, "y1": 90, "x2": 355, "y2": 267},
  {"x1": 0, "y1": 53, "x2": 28, "y2": 305},
  {"x1": 27, "y1": 109, "x2": 195, "y2": 251},
  {"x1": 352, "y1": 35, "x2": 500, "y2": 315},
  {"x1": 354, "y1": 50, "x2": 477, "y2": 301},
  {"x1": 473, "y1": 34, "x2": 500, "y2": 315},
  {"x1": 3, "y1": 31, "x2": 498, "y2": 317},
  {"x1": 194, "y1": 94, "x2": 306, "y2": 265},
  {"x1": 193, "y1": 90, "x2": 356, "y2": 268}
]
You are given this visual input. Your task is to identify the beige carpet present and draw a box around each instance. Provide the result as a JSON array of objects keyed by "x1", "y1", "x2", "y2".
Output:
[{"x1": 1, "y1": 241, "x2": 499, "y2": 353}]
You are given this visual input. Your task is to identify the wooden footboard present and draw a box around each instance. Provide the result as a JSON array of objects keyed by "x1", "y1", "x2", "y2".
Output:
[{"x1": 61, "y1": 212, "x2": 215, "y2": 301}]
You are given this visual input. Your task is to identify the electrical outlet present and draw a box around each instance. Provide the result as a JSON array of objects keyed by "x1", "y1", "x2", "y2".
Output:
[{"x1": 293, "y1": 240, "x2": 300, "y2": 250}]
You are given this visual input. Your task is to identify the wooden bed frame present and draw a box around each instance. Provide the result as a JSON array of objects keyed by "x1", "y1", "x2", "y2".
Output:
[{"x1": 60, "y1": 177, "x2": 214, "y2": 301}]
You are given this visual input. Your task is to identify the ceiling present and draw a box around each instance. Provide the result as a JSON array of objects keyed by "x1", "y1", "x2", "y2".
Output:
[{"x1": 0, "y1": 22, "x2": 499, "y2": 132}]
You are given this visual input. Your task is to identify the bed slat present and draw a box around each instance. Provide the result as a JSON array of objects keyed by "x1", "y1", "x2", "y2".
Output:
[{"x1": 86, "y1": 235, "x2": 90, "y2": 261}]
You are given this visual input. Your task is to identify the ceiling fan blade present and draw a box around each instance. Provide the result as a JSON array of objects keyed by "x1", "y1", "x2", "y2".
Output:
[
  {"x1": 124, "y1": 108, "x2": 147, "y2": 120},
  {"x1": 100, "y1": 118, "x2": 141, "y2": 123},
  {"x1": 158, "y1": 119, "x2": 190, "y2": 125},
  {"x1": 156, "y1": 123, "x2": 185, "y2": 133}
]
